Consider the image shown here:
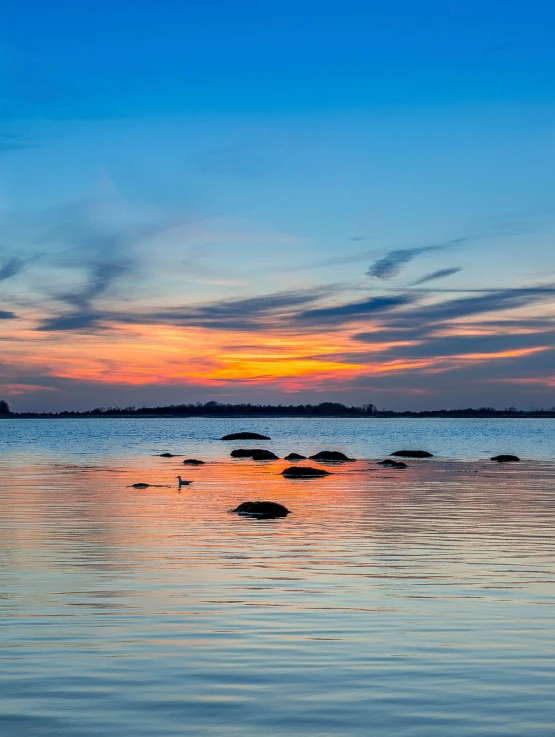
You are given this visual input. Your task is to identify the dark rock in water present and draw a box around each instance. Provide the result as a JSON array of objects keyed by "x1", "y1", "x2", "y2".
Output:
[
  {"x1": 391, "y1": 450, "x2": 433, "y2": 458},
  {"x1": 230, "y1": 501, "x2": 290, "y2": 519},
  {"x1": 159, "y1": 453, "x2": 176, "y2": 457},
  {"x1": 378, "y1": 459, "x2": 408, "y2": 468},
  {"x1": 284, "y1": 452, "x2": 307, "y2": 461},
  {"x1": 230, "y1": 448, "x2": 278, "y2": 460},
  {"x1": 491, "y1": 454, "x2": 520, "y2": 462},
  {"x1": 281, "y1": 466, "x2": 330, "y2": 478},
  {"x1": 251, "y1": 450, "x2": 279, "y2": 461},
  {"x1": 230, "y1": 448, "x2": 262, "y2": 458},
  {"x1": 183, "y1": 458, "x2": 205, "y2": 465},
  {"x1": 309, "y1": 450, "x2": 355, "y2": 462},
  {"x1": 222, "y1": 432, "x2": 271, "y2": 441},
  {"x1": 131, "y1": 483, "x2": 151, "y2": 488}
]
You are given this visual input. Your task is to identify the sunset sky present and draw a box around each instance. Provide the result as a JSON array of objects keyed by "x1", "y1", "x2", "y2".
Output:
[{"x1": 1, "y1": 0, "x2": 555, "y2": 411}]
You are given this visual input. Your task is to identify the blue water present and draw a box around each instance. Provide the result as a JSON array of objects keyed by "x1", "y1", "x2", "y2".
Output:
[
  {"x1": 1, "y1": 419, "x2": 554, "y2": 736},
  {"x1": 1, "y1": 416, "x2": 554, "y2": 460}
]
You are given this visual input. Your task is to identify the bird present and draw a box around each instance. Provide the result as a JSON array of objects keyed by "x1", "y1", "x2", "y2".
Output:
[{"x1": 176, "y1": 476, "x2": 193, "y2": 487}]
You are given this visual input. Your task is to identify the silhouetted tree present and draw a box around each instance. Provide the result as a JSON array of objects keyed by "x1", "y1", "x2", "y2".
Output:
[{"x1": 0, "y1": 400, "x2": 10, "y2": 415}]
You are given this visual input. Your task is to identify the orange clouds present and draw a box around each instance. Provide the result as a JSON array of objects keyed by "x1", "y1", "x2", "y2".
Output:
[
  {"x1": 1, "y1": 302, "x2": 553, "y2": 398},
  {"x1": 1, "y1": 323, "x2": 370, "y2": 387},
  {"x1": 499, "y1": 376, "x2": 555, "y2": 387},
  {"x1": 453, "y1": 346, "x2": 549, "y2": 361},
  {"x1": 0, "y1": 318, "x2": 447, "y2": 392}
]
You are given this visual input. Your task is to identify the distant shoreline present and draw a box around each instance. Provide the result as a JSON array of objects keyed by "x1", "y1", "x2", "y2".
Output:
[
  {"x1": 2, "y1": 400, "x2": 555, "y2": 420},
  {"x1": 3, "y1": 412, "x2": 555, "y2": 420}
]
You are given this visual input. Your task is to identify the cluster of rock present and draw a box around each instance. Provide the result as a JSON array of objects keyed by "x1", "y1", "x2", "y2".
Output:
[
  {"x1": 229, "y1": 448, "x2": 355, "y2": 463},
  {"x1": 138, "y1": 430, "x2": 524, "y2": 523}
]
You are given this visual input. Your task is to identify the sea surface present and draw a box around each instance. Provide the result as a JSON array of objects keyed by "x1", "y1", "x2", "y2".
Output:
[{"x1": 1, "y1": 418, "x2": 554, "y2": 736}]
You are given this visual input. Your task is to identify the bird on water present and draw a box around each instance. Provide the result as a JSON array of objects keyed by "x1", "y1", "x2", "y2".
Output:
[{"x1": 176, "y1": 476, "x2": 193, "y2": 487}]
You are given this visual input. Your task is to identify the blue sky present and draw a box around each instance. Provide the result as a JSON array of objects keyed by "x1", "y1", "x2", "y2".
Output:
[
  {"x1": 2, "y1": 0, "x2": 554, "y2": 117},
  {"x1": 1, "y1": 0, "x2": 555, "y2": 411}
]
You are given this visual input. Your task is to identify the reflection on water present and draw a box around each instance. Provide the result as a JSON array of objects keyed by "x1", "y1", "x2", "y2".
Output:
[{"x1": 1, "y1": 420, "x2": 555, "y2": 736}]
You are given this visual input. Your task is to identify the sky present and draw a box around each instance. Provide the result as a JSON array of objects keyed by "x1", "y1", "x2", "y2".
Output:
[{"x1": 1, "y1": 0, "x2": 555, "y2": 412}]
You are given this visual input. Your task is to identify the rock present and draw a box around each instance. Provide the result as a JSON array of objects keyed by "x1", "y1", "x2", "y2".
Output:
[
  {"x1": 159, "y1": 453, "x2": 176, "y2": 457},
  {"x1": 281, "y1": 466, "x2": 331, "y2": 478},
  {"x1": 251, "y1": 450, "x2": 279, "y2": 461},
  {"x1": 391, "y1": 450, "x2": 433, "y2": 458},
  {"x1": 284, "y1": 452, "x2": 307, "y2": 461},
  {"x1": 230, "y1": 448, "x2": 262, "y2": 458},
  {"x1": 491, "y1": 454, "x2": 520, "y2": 462},
  {"x1": 183, "y1": 458, "x2": 205, "y2": 465},
  {"x1": 377, "y1": 459, "x2": 408, "y2": 468},
  {"x1": 230, "y1": 448, "x2": 278, "y2": 460},
  {"x1": 230, "y1": 501, "x2": 290, "y2": 519},
  {"x1": 221, "y1": 432, "x2": 271, "y2": 440},
  {"x1": 309, "y1": 450, "x2": 355, "y2": 462},
  {"x1": 131, "y1": 483, "x2": 151, "y2": 488}
]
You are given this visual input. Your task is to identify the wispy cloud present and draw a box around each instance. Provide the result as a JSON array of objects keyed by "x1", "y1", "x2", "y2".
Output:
[
  {"x1": 389, "y1": 287, "x2": 555, "y2": 327},
  {"x1": 0, "y1": 258, "x2": 27, "y2": 281},
  {"x1": 1, "y1": 199, "x2": 179, "y2": 332},
  {"x1": 358, "y1": 331, "x2": 555, "y2": 359},
  {"x1": 38, "y1": 287, "x2": 335, "y2": 333},
  {"x1": 367, "y1": 237, "x2": 471, "y2": 280},
  {"x1": 294, "y1": 295, "x2": 416, "y2": 326},
  {"x1": 368, "y1": 248, "x2": 429, "y2": 279},
  {"x1": 411, "y1": 267, "x2": 462, "y2": 285}
]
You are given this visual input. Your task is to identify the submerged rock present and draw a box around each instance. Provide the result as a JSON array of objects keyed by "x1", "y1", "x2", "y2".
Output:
[
  {"x1": 183, "y1": 458, "x2": 205, "y2": 465},
  {"x1": 281, "y1": 466, "x2": 331, "y2": 478},
  {"x1": 221, "y1": 432, "x2": 271, "y2": 440},
  {"x1": 131, "y1": 483, "x2": 151, "y2": 488},
  {"x1": 284, "y1": 452, "x2": 307, "y2": 461},
  {"x1": 391, "y1": 450, "x2": 433, "y2": 458},
  {"x1": 309, "y1": 450, "x2": 355, "y2": 462},
  {"x1": 491, "y1": 454, "x2": 520, "y2": 462},
  {"x1": 377, "y1": 459, "x2": 408, "y2": 468},
  {"x1": 159, "y1": 453, "x2": 176, "y2": 458},
  {"x1": 230, "y1": 501, "x2": 290, "y2": 519},
  {"x1": 230, "y1": 448, "x2": 278, "y2": 460}
]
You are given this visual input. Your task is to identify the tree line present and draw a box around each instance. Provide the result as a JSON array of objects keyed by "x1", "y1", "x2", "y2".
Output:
[{"x1": 1, "y1": 399, "x2": 555, "y2": 418}]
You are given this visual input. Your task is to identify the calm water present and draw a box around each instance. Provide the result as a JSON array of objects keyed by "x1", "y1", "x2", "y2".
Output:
[{"x1": 1, "y1": 418, "x2": 555, "y2": 736}]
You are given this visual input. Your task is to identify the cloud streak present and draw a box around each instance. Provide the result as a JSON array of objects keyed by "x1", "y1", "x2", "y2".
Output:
[
  {"x1": 411, "y1": 267, "x2": 462, "y2": 285},
  {"x1": 294, "y1": 295, "x2": 416, "y2": 325},
  {"x1": 0, "y1": 258, "x2": 27, "y2": 281},
  {"x1": 367, "y1": 237, "x2": 471, "y2": 280},
  {"x1": 38, "y1": 287, "x2": 335, "y2": 332}
]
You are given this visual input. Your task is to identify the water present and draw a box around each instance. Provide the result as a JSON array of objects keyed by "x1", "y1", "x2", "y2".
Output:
[
  {"x1": 1, "y1": 418, "x2": 555, "y2": 736},
  {"x1": 2, "y1": 416, "x2": 554, "y2": 460}
]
